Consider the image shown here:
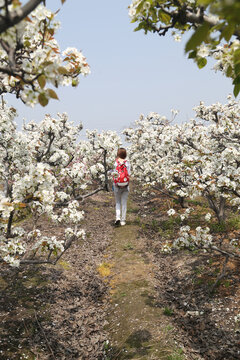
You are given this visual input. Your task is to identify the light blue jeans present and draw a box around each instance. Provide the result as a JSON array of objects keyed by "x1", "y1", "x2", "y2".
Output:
[{"x1": 114, "y1": 185, "x2": 129, "y2": 221}]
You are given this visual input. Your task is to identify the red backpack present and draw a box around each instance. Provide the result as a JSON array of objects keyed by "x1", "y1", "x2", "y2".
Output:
[{"x1": 113, "y1": 159, "x2": 129, "y2": 187}]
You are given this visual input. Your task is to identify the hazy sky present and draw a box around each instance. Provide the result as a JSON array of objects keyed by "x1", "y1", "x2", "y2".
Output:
[{"x1": 6, "y1": 0, "x2": 233, "y2": 135}]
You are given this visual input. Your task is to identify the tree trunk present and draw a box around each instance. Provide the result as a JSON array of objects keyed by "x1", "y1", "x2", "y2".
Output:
[
  {"x1": 103, "y1": 149, "x2": 109, "y2": 192},
  {"x1": 218, "y1": 196, "x2": 226, "y2": 222},
  {"x1": 178, "y1": 196, "x2": 185, "y2": 208},
  {"x1": 6, "y1": 210, "x2": 14, "y2": 238},
  {"x1": 207, "y1": 195, "x2": 226, "y2": 223}
]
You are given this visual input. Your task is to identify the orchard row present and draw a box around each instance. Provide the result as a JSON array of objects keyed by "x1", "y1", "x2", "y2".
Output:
[{"x1": 1, "y1": 96, "x2": 240, "y2": 268}]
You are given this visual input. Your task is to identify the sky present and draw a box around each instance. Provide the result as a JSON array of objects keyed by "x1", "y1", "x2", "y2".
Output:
[{"x1": 6, "y1": 0, "x2": 233, "y2": 136}]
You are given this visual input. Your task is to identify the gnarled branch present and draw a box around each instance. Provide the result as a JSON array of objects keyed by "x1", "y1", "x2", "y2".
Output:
[{"x1": 0, "y1": 0, "x2": 44, "y2": 34}]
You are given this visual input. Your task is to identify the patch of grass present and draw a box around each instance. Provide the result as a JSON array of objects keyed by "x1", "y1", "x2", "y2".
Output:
[
  {"x1": 187, "y1": 198, "x2": 204, "y2": 207},
  {"x1": 223, "y1": 280, "x2": 231, "y2": 288},
  {"x1": 207, "y1": 279, "x2": 215, "y2": 287},
  {"x1": 227, "y1": 215, "x2": 240, "y2": 230},
  {"x1": 209, "y1": 221, "x2": 226, "y2": 233},
  {"x1": 158, "y1": 228, "x2": 176, "y2": 240},
  {"x1": 135, "y1": 216, "x2": 141, "y2": 225},
  {"x1": 163, "y1": 307, "x2": 174, "y2": 316},
  {"x1": 165, "y1": 324, "x2": 174, "y2": 331},
  {"x1": 159, "y1": 218, "x2": 175, "y2": 231},
  {"x1": 194, "y1": 266, "x2": 205, "y2": 275},
  {"x1": 103, "y1": 340, "x2": 111, "y2": 351},
  {"x1": 127, "y1": 207, "x2": 139, "y2": 214},
  {"x1": 191, "y1": 249, "x2": 200, "y2": 255},
  {"x1": 207, "y1": 258, "x2": 214, "y2": 266},
  {"x1": 194, "y1": 278, "x2": 204, "y2": 286},
  {"x1": 58, "y1": 260, "x2": 71, "y2": 270},
  {"x1": 123, "y1": 242, "x2": 134, "y2": 250},
  {"x1": 151, "y1": 219, "x2": 159, "y2": 231},
  {"x1": 167, "y1": 347, "x2": 185, "y2": 360},
  {"x1": 140, "y1": 223, "x2": 146, "y2": 231},
  {"x1": 213, "y1": 267, "x2": 220, "y2": 275}
]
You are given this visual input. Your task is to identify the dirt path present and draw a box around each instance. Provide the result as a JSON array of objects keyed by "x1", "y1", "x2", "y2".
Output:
[
  {"x1": 1, "y1": 189, "x2": 238, "y2": 359},
  {"x1": 101, "y1": 197, "x2": 186, "y2": 360}
]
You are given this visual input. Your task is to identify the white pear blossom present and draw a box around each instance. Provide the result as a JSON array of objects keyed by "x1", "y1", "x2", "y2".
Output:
[
  {"x1": 167, "y1": 208, "x2": 176, "y2": 216},
  {"x1": 0, "y1": 4, "x2": 90, "y2": 106},
  {"x1": 124, "y1": 96, "x2": 240, "y2": 257},
  {"x1": 174, "y1": 34, "x2": 182, "y2": 42},
  {"x1": 197, "y1": 45, "x2": 210, "y2": 58},
  {"x1": 205, "y1": 213, "x2": 212, "y2": 221}
]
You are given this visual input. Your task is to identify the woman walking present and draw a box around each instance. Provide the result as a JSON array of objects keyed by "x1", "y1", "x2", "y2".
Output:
[{"x1": 113, "y1": 148, "x2": 131, "y2": 226}]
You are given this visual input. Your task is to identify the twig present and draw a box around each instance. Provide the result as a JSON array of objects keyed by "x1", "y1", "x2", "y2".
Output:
[
  {"x1": 34, "y1": 310, "x2": 56, "y2": 360},
  {"x1": 20, "y1": 259, "x2": 55, "y2": 265},
  {"x1": 210, "y1": 254, "x2": 229, "y2": 293},
  {"x1": 76, "y1": 187, "x2": 105, "y2": 201},
  {"x1": 210, "y1": 245, "x2": 240, "y2": 259}
]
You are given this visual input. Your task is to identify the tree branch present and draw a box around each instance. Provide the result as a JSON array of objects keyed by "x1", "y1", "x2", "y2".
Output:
[
  {"x1": 0, "y1": 0, "x2": 44, "y2": 34},
  {"x1": 75, "y1": 187, "x2": 105, "y2": 202},
  {"x1": 210, "y1": 245, "x2": 240, "y2": 259},
  {"x1": 152, "y1": 5, "x2": 240, "y2": 38}
]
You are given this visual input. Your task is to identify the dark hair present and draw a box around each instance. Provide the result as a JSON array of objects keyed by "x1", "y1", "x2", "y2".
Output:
[{"x1": 117, "y1": 147, "x2": 127, "y2": 159}]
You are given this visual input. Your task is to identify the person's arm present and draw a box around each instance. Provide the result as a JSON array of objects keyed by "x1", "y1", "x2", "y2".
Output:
[{"x1": 126, "y1": 161, "x2": 131, "y2": 175}]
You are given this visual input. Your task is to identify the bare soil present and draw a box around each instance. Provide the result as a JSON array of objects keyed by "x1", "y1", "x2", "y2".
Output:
[
  {"x1": 0, "y1": 189, "x2": 239, "y2": 360},
  {"x1": 132, "y1": 191, "x2": 240, "y2": 360},
  {"x1": 0, "y1": 193, "x2": 113, "y2": 360}
]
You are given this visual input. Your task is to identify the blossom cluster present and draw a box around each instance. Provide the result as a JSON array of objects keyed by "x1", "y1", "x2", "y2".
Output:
[
  {"x1": 124, "y1": 96, "x2": 240, "y2": 253},
  {"x1": 0, "y1": 101, "x2": 119, "y2": 266},
  {"x1": 0, "y1": 3, "x2": 90, "y2": 106},
  {"x1": 128, "y1": 1, "x2": 240, "y2": 95},
  {"x1": 78, "y1": 129, "x2": 122, "y2": 188}
]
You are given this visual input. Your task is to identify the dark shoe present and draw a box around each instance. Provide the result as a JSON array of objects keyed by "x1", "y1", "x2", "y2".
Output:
[{"x1": 114, "y1": 220, "x2": 120, "y2": 226}]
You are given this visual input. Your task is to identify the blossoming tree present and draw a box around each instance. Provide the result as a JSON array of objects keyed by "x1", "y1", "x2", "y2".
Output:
[
  {"x1": 0, "y1": 0, "x2": 90, "y2": 106},
  {"x1": 0, "y1": 100, "x2": 121, "y2": 267},
  {"x1": 124, "y1": 97, "x2": 240, "y2": 285},
  {"x1": 128, "y1": 0, "x2": 240, "y2": 96}
]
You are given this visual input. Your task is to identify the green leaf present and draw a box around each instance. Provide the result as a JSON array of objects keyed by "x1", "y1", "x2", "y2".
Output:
[
  {"x1": 197, "y1": 57, "x2": 207, "y2": 69},
  {"x1": 234, "y1": 63, "x2": 240, "y2": 76},
  {"x1": 159, "y1": 12, "x2": 171, "y2": 24},
  {"x1": 185, "y1": 22, "x2": 211, "y2": 53},
  {"x1": 233, "y1": 83, "x2": 240, "y2": 97},
  {"x1": 47, "y1": 89, "x2": 59, "y2": 100},
  {"x1": 134, "y1": 23, "x2": 145, "y2": 32},
  {"x1": 13, "y1": 0, "x2": 21, "y2": 6},
  {"x1": 211, "y1": 22, "x2": 224, "y2": 32},
  {"x1": 233, "y1": 49, "x2": 240, "y2": 64},
  {"x1": 226, "y1": 65, "x2": 233, "y2": 77},
  {"x1": 72, "y1": 79, "x2": 78, "y2": 87},
  {"x1": 233, "y1": 76, "x2": 240, "y2": 85},
  {"x1": 188, "y1": 50, "x2": 197, "y2": 59},
  {"x1": 221, "y1": 23, "x2": 235, "y2": 42},
  {"x1": 38, "y1": 93, "x2": 49, "y2": 107},
  {"x1": 197, "y1": 0, "x2": 213, "y2": 5},
  {"x1": 58, "y1": 66, "x2": 69, "y2": 75},
  {"x1": 42, "y1": 61, "x2": 54, "y2": 67},
  {"x1": 37, "y1": 75, "x2": 46, "y2": 89},
  {"x1": 24, "y1": 40, "x2": 31, "y2": 47},
  {"x1": 48, "y1": 28, "x2": 55, "y2": 36}
]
